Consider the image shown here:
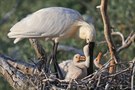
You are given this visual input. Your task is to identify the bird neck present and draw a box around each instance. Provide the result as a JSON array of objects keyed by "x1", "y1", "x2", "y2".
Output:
[
  {"x1": 73, "y1": 62, "x2": 86, "y2": 69},
  {"x1": 84, "y1": 56, "x2": 90, "y2": 68},
  {"x1": 78, "y1": 25, "x2": 90, "y2": 40},
  {"x1": 78, "y1": 24, "x2": 96, "y2": 42}
]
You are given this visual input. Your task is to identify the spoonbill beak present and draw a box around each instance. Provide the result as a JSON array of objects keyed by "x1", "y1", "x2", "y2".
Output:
[{"x1": 88, "y1": 42, "x2": 95, "y2": 75}]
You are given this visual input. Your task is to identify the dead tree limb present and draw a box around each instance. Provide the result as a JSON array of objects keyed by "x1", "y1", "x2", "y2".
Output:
[
  {"x1": 131, "y1": 58, "x2": 135, "y2": 90},
  {"x1": 29, "y1": 39, "x2": 47, "y2": 70},
  {"x1": 29, "y1": 39, "x2": 47, "y2": 60},
  {"x1": 98, "y1": 0, "x2": 119, "y2": 73},
  {"x1": 0, "y1": 54, "x2": 42, "y2": 90}
]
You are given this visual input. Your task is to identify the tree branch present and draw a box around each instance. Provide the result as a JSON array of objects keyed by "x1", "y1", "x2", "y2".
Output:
[
  {"x1": 29, "y1": 39, "x2": 47, "y2": 60},
  {"x1": 117, "y1": 32, "x2": 135, "y2": 53},
  {"x1": 99, "y1": 0, "x2": 119, "y2": 73},
  {"x1": 99, "y1": 0, "x2": 118, "y2": 63},
  {"x1": 0, "y1": 54, "x2": 41, "y2": 90},
  {"x1": 29, "y1": 39, "x2": 47, "y2": 70},
  {"x1": 111, "y1": 31, "x2": 125, "y2": 45}
]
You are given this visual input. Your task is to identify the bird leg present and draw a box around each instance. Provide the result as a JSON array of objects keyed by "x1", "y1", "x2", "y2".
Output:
[
  {"x1": 87, "y1": 42, "x2": 95, "y2": 75},
  {"x1": 52, "y1": 42, "x2": 64, "y2": 79}
]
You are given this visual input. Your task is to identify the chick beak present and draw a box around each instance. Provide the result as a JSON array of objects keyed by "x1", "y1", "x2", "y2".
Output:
[
  {"x1": 79, "y1": 56, "x2": 86, "y2": 61},
  {"x1": 96, "y1": 52, "x2": 102, "y2": 62}
]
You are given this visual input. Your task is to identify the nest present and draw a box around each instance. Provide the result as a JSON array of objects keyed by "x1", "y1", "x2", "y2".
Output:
[{"x1": 34, "y1": 60, "x2": 135, "y2": 90}]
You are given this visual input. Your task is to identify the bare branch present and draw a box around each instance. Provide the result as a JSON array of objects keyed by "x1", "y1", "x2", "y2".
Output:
[
  {"x1": 111, "y1": 30, "x2": 135, "y2": 53},
  {"x1": 0, "y1": 54, "x2": 41, "y2": 90},
  {"x1": 111, "y1": 31, "x2": 125, "y2": 45},
  {"x1": 131, "y1": 58, "x2": 135, "y2": 90},
  {"x1": 29, "y1": 39, "x2": 47, "y2": 60},
  {"x1": 99, "y1": 0, "x2": 118, "y2": 73},
  {"x1": 7, "y1": 59, "x2": 40, "y2": 75},
  {"x1": 99, "y1": 0, "x2": 118, "y2": 63},
  {"x1": 29, "y1": 39, "x2": 47, "y2": 70},
  {"x1": 117, "y1": 32, "x2": 135, "y2": 53}
]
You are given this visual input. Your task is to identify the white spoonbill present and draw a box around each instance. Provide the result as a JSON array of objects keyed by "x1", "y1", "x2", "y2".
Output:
[
  {"x1": 65, "y1": 44, "x2": 92, "y2": 80},
  {"x1": 59, "y1": 60, "x2": 72, "y2": 77},
  {"x1": 59, "y1": 54, "x2": 86, "y2": 78},
  {"x1": 64, "y1": 54, "x2": 87, "y2": 80},
  {"x1": 7, "y1": 7, "x2": 96, "y2": 78}
]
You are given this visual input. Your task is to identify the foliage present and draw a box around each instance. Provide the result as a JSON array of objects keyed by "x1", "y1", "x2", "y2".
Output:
[{"x1": 0, "y1": 0, "x2": 134, "y2": 89}]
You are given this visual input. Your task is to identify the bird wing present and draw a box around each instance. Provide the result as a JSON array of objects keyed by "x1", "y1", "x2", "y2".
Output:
[
  {"x1": 65, "y1": 63, "x2": 83, "y2": 80},
  {"x1": 59, "y1": 60, "x2": 72, "y2": 77},
  {"x1": 8, "y1": 7, "x2": 82, "y2": 38}
]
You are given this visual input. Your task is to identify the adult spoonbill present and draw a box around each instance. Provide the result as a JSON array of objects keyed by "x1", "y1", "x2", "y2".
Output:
[{"x1": 8, "y1": 7, "x2": 96, "y2": 78}]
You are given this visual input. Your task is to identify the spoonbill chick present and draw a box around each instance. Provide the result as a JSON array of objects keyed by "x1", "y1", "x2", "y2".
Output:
[
  {"x1": 59, "y1": 60, "x2": 72, "y2": 77},
  {"x1": 8, "y1": 7, "x2": 96, "y2": 78},
  {"x1": 65, "y1": 44, "x2": 94, "y2": 80},
  {"x1": 94, "y1": 52, "x2": 103, "y2": 69},
  {"x1": 65, "y1": 54, "x2": 87, "y2": 81}
]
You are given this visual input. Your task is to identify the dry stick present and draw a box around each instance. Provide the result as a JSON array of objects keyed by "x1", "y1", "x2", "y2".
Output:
[
  {"x1": 29, "y1": 39, "x2": 47, "y2": 60},
  {"x1": 29, "y1": 39, "x2": 47, "y2": 70},
  {"x1": 99, "y1": 0, "x2": 119, "y2": 73},
  {"x1": 117, "y1": 32, "x2": 135, "y2": 53},
  {"x1": 111, "y1": 31, "x2": 125, "y2": 45},
  {"x1": 131, "y1": 58, "x2": 135, "y2": 90}
]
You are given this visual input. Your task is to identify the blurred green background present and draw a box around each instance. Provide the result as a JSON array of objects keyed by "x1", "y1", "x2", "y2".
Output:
[{"x1": 0, "y1": 0, "x2": 135, "y2": 89}]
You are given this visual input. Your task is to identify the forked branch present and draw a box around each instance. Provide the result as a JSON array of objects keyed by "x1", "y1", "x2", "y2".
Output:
[{"x1": 98, "y1": 0, "x2": 118, "y2": 73}]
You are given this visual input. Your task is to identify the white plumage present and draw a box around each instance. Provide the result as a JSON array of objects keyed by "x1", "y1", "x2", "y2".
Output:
[
  {"x1": 59, "y1": 60, "x2": 72, "y2": 77},
  {"x1": 59, "y1": 50, "x2": 103, "y2": 80},
  {"x1": 62, "y1": 54, "x2": 87, "y2": 80},
  {"x1": 59, "y1": 45, "x2": 90, "y2": 80},
  {"x1": 8, "y1": 7, "x2": 96, "y2": 44},
  {"x1": 8, "y1": 7, "x2": 96, "y2": 78}
]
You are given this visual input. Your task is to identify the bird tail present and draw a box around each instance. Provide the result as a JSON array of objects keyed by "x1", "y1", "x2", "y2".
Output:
[{"x1": 14, "y1": 38, "x2": 23, "y2": 44}]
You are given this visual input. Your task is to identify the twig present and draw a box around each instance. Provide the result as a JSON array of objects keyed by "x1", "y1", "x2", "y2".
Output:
[
  {"x1": 102, "y1": 67, "x2": 130, "y2": 79},
  {"x1": 66, "y1": 79, "x2": 73, "y2": 90},
  {"x1": 131, "y1": 58, "x2": 135, "y2": 90},
  {"x1": 111, "y1": 31, "x2": 125, "y2": 45},
  {"x1": 29, "y1": 39, "x2": 47, "y2": 60},
  {"x1": 29, "y1": 39, "x2": 47, "y2": 70},
  {"x1": 117, "y1": 32, "x2": 135, "y2": 53}
]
